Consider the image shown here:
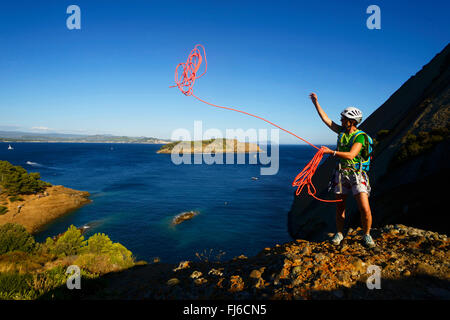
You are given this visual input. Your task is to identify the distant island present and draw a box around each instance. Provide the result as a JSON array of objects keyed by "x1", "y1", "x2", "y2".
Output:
[
  {"x1": 157, "y1": 138, "x2": 264, "y2": 154},
  {"x1": 0, "y1": 130, "x2": 170, "y2": 144}
]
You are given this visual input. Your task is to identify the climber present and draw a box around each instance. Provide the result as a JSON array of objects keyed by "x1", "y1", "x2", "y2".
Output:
[{"x1": 309, "y1": 92, "x2": 376, "y2": 248}]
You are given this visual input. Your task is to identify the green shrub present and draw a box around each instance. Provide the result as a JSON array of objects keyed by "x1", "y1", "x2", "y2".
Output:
[
  {"x1": 0, "y1": 160, "x2": 51, "y2": 196},
  {"x1": 0, "y1": 223, "x2": 36, "y2": 255},
  {"x1": 44, "y1": 225, "x2": 85, "y2": 257},
  {"x1": 0, "y1": 206, "x2": 7, "y2": 215},
  {"x1": 376, "y1": 129, "x2": 390, "y2": 141},
  {"x1": 30, "y1": 266, "x2": 68, "y2": 296},
  {"x1": 0, "y1": 272, "x2": 34, "y2": 299},
  {"x1": 81, "y1": 233, "x2": 115, "y2": 255},
  {"x1": 392, "y1": 128, "x2": 449, "y2": 166},
  {"x1": 9, "y1": 196, "x2": 24, "y2": 202},
  {"x1": 0, "y1": 266, "x2": 72, "y2": 300},
  {"x1": 0, "y1": 251, "x2": 48, "y2": 274},
  {"x1": 76, "y1": 233, "x2": 135, "y2": 273}
]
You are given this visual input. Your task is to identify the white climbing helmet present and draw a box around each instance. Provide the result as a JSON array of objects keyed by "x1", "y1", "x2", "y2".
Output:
[{"x1": 341, "y1": 106, "x2": 363, "y2": 124}]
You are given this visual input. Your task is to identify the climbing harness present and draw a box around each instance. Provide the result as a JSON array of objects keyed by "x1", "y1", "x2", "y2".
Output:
[{"x1": 331, "y1": 130, "x2": 373, "y2": 194}]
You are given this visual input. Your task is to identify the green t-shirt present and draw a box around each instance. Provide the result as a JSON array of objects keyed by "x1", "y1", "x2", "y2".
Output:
[{"x1": 337, "y1": 130, "x2": 366, "y2": 168}]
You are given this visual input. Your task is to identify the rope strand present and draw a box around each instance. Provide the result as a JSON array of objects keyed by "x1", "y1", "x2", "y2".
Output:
[{"x1": 171, "y1": 44, "x2": 341, "y2": 203}]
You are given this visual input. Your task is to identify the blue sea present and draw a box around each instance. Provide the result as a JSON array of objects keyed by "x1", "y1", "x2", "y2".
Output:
[{"x1": 0, "y1": 142, "x2": 324, "y2": 263}]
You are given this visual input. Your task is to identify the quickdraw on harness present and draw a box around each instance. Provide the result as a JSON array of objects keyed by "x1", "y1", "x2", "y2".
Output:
[{"x1": 171, "y1": 44, "x2": 342, "y2": 203}]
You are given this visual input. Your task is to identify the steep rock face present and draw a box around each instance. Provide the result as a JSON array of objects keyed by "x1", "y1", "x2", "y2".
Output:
[{"x1": 288, "y1": 44, "x2": 450, "y2": 241}]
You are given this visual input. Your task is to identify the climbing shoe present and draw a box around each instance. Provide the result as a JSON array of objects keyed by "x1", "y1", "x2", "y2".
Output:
[
  {"x1": 331, "y1": 232, "x2": 344, "y2": 245},
  {"x1": 363, "y1": 234, "x2": 376, "y2": 248}
]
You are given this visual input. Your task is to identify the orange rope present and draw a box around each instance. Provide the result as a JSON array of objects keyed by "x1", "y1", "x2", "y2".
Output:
[
  {"x1": 171, "y1": 44, "x2": 341, "y2": 203},
  {"x1": 291, "y1": 147, "x2": 341, "y2": 202}
]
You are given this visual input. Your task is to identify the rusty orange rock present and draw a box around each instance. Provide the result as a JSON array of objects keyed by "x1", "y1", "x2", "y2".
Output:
[
  {"x1": 253, "y1": 277, "x2": 266, "y2": 289},
  {"x1": 229, "y1": 275, "x2": 245, "y2": 292},
  {"x1": 216, "y1": 277, "x2": 225, "y2": 288}
]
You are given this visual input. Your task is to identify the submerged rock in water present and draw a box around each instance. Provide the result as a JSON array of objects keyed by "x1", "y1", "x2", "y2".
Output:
[{"x1": 172, "y1": 211, "x2": 199, "y2": 225}]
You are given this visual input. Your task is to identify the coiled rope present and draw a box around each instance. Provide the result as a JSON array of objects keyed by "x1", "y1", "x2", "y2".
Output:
[{"x1": 171, "y1": 44, "x2": 341, "y2": 203}]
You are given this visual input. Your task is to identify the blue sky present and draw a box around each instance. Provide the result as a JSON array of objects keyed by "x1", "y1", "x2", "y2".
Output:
[{"x1": 0, "y1": 0, "x2": 448, "y2": 144}]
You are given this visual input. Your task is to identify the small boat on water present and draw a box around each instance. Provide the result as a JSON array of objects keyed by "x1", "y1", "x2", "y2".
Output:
[{"x1": 8, "y1": 144, "x2": 13, "y2": 150}]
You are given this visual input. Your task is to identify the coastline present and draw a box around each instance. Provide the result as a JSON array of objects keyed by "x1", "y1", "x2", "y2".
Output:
[{"x1": 0, "y1": 185, "x2": 91, "y2": 234}]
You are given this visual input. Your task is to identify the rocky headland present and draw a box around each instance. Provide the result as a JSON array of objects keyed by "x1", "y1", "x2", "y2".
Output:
[{"x1": 0, "y1": 185, "x2": 91, "y2": 234}]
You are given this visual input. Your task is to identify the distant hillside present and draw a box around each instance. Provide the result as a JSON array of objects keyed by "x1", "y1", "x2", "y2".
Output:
[
  {"x1": 288, "y1": 44, "x2": 450, "y2": 240},
  {"x1": 0, "y1": 131, "x2": 170, "y2": 144}
]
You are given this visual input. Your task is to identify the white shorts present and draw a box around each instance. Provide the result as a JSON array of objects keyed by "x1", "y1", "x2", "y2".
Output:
[{"x1": 330, "y1": 169, "x2": 371, "y2": 196}]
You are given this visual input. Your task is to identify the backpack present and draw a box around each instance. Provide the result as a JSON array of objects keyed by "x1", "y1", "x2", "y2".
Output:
[{"x1": 337, "y1": 130, "x2": 374, "y2": 172}]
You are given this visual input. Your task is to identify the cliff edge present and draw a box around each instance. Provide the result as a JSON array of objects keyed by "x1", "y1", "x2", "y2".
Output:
[{"x1": 77, "y1": 224, "x2": 449, "y2": 300}]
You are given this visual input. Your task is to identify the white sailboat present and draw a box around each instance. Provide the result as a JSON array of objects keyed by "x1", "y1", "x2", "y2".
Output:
[{"x1": 8, "y1": 144, "x2": 13, "y2": 150}]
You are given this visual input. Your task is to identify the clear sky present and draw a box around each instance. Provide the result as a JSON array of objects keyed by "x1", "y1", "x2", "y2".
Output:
[{"x1": 0, "y1": 0, "x2": 448, "y2": 144}]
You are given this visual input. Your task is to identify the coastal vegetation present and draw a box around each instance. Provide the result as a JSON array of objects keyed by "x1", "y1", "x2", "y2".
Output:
[
  {"x1": 157, "y1": 138, "x2": 262, "y2": 154},
  {"x1": 0, "y1": 223, "x2": 139, "y2": 299},
  {"x1": 0, "y1": 223, "x2": 35, "y2": 255},
  {"x1": 158, "y1": 139, "x2": 219, "y2": 153},
  {"x1": 0, "y1": 206, "x2": 7, "y2": 215},
  {"x1": 9, "y1": 196, "x2": 24, "y2": 202},
  {"x1": 0, "y1": 162, "x2": 136, "y2": 300},
  {"x1": 373, "y1": 129, "x2": 390, "y2": 149},
  {"x1": 0, "y1": 160, "x2": 51, "y2": 196}
]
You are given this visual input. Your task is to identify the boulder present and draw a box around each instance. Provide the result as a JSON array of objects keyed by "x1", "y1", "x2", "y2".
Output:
[{"x1": 172, "y1": 211, "x2": 199, "y2": 225}]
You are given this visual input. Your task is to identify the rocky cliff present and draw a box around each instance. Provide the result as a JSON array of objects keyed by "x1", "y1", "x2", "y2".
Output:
[
  {"x1": 288, "y1": 44, "x2": 450, "y2": 241},
  {"x1": 77, "y1": 225, "x2": 449, "y2": 300}
]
